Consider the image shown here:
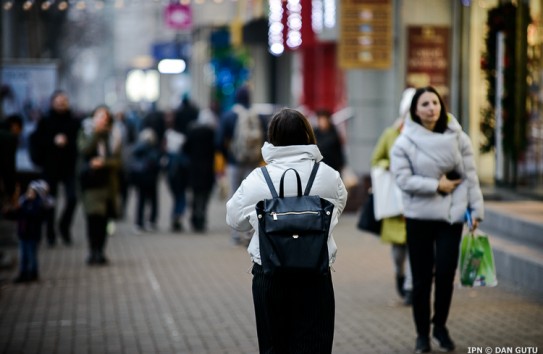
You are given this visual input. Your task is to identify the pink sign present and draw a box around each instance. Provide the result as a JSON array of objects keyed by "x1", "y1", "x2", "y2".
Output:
[{"x1": 165, "y1": 4, "x2": 192, "y2": 30}]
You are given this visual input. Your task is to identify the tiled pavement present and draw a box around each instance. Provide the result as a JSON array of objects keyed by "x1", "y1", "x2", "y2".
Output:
[{"x1": 1, "y1": 185, "x2": 542, "y2": 354}]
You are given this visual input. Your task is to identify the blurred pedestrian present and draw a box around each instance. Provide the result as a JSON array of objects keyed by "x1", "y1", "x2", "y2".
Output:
[
  {"x1": 129, "y1": 128, "x2": 162, "y2": 232},
  {"x1": 184, "y1": 108, "x2": 216, "y2": 232},
  {"x1": 164, "y1": 111, "x2": 189, "y2": 232},
  {"x1": 30, "y1": 90, "x2": 80, "y2": 246},
  {"x1": 226, "y1": 108, "x2": 347, "y2": 354},
  {"x1": 78, "y1": 105, "x2": 121, "y2": 265},
  {"x1": 217, "y1": 85, "x2": 264, "y2": 245},
  {"x1": 390, "y1": 86, "x2": 484, "y2": 353},
  {"x1": 141, "y1": 110, "x2": 166, "y2": 147},
  {"x1": 0, "y1": 114, "x2": 22, "y2": 209},
  {"x1": 111, "y1": 107, "x2": 134, "y2": 219},
  {"x1": 313, "y1": 109, "x2": 345, "y2": 173},
  {"x1": 370, "y1": 88, "x2": 416, "y2": 306},
  {"x1": 174, "y1": 94, "x2": 199, "y2": 134},
  {"x1": 6, "y1": 180, "x2": 53, "y2": 283}
]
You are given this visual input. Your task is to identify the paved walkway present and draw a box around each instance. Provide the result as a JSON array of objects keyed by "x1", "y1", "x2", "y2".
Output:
[{"x1": 1, "y1": 183, "x2": 542, "y2": 354}]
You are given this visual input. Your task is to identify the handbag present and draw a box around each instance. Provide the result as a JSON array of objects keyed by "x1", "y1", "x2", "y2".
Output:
[
  {"x1": 356, "y1": 192, "x2": 381, "y2": 236},
  {"x1": 256, "y1": 163, "x2": 334, "y2": 275},
  {"x1": 371, "y1": 167, "x2": 404, "y2": 220}
]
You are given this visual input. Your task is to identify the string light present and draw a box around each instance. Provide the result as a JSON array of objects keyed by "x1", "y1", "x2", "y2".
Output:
[
  {"x1": 76, "y1": 0, "x2": 86, "y2": 9},
  {"x1": 3, "y1": 0, "x2": 13, "y2": 10},
  {"x1": 268, "y1": 0, "x2": 284, "y2": 56},
  {"x1": 58, "y1": 0, "x2": 68, "y2": 10},
  {"x1": 286, "y1": 0, "x2": 302, "y2": 49},
  {"x1": 41, "y1": 0, "x2": 53, "y2": 10},
  {"x1": 22, "y1": 0, "x2": 34, "y2": 10}
]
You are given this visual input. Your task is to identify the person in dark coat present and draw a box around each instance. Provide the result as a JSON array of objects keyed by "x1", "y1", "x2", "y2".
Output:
[
  {"x1": 313, "y1": 109, "x2": 345, "y2": 173},
  {"x1": 30, "y1": 91, "x2": 80, "y2": 246},
  {"x1": 0, "y1": 114, "x2": 21, "y2": 208},
  {"x1": 130, "y1": 128, "x2": 162, "y2": 232},
  {"x1": 184, "y1": 109, "x2": 216, "y2": 232},
  {"x1": 174, "y1": 95, "x2": 199, "y2": 135}
]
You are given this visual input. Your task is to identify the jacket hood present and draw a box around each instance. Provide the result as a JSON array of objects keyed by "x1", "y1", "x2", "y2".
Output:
[
  {"x1": 261, "y1": 141, "x2": 323, "y2": 164},
  {"x1": 402, "y1": 114, "x2": 462, "y2": 170}
]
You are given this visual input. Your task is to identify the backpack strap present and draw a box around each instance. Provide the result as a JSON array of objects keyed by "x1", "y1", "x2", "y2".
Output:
[
  {"x1": 260, "y1": 167, "x2": 279, "y2": 199},
  {"x1": 304, "y1": 162, "x2": 320, "y2": 196}
]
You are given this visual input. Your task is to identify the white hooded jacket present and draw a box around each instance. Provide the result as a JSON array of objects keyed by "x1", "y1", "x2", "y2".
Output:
[
  {"x1": 226, "y1": 142, "x2": 348, "y2": 266},
  {"x1": 390, "y1": 114, "x2": 484, "y2": 224}
]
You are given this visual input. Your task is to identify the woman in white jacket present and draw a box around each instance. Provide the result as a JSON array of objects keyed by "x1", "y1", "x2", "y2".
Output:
[
  {"x1": 390, "y1": 87, "x2": 484, "y2": 353},
  {"x1": 226, "y1": 108, "x2": 347, "y2": 354}
]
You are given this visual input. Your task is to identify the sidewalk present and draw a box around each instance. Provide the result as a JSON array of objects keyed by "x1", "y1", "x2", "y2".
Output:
[{"x1": 1, "y1": 184, "x2": 542, "y2": 354}]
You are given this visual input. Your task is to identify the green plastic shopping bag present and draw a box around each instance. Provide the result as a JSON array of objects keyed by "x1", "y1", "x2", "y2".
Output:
[
  {"x1": 459, "y1": 212, "x2": 498, "y2": 287},
  {"x1": 459, "y1": 233, "x2": 497, "y2": 287}
]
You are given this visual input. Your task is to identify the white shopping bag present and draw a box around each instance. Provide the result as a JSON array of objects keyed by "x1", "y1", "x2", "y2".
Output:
[{"x1": 371, "y1": 167, "x2": 404, "y2": 220}]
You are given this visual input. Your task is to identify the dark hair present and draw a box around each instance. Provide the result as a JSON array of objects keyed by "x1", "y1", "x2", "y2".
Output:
[
  {"x1": 268, "y1": 108, "x2": 317, "y2": 146},
  {"x1": 235, "y1": 86, "x2": 251, "y2": 109},
  {"x1": 92, "y1": 104, "x2": 113, "y2": 126},
  {"x1": 410, "y1": 86, "x2": 448, "y2": 133},
  {"x1": 50, "y1": 90, "x2": 67, "y2": 103}
]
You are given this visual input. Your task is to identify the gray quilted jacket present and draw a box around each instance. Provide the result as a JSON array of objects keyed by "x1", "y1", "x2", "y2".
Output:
[{"x1": 390, "y1": 114, "x2": 484, "y2": 224}]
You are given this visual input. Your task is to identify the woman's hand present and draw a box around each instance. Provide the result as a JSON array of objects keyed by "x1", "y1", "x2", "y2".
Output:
[
  {"x1": 470, "y1": 219, "x2": 479, "y2": 232},
  {"x1": 437, "y1": 175, "x2": 462, "y2": 194}
]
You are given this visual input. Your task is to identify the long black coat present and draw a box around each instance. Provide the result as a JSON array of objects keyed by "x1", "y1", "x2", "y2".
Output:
[{"x1": 184, "y1": 123, "x2": 215, "y2": 192}]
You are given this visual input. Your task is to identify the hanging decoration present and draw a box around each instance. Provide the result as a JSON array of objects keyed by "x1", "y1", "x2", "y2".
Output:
[{"x1": 480, "y1": 2, "x2": 531, "y2": 156}]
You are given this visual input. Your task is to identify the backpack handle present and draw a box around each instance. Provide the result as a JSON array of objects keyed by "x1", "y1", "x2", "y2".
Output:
[
  {"x1": 260, "y1": 162, "x2": 320, "y2": 199},
  {"x1": 279, "y1": 169, "x2": 303, "y2": 198}
]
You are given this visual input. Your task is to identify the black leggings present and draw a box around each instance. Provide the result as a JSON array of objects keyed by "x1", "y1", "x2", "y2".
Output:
[
  {"x1": 406, "y1": 218, "x2": 463, "y2": 336},
  {"x1": 252, "y1": 264, "x2": 335, "y2": 354}
]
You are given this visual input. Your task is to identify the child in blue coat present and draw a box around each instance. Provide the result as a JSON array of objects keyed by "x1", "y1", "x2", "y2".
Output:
[{"x1": 9, "y1": 180, "x2": 54, "y2": 283}]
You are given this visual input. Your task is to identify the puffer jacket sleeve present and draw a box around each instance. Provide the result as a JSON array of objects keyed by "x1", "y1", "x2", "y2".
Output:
[
  {"x1": 226, "y1": 171, "x2": 258, "y2": 232},
  {"x1": 333, "y1": 171, "x2": 348, "y2": 215},
  {"x1": 390, "y1": 138, "x2": 439, "y2": 195},
  {"x1": 459, "y1": 132, "x2": 484, "y2": 221}
]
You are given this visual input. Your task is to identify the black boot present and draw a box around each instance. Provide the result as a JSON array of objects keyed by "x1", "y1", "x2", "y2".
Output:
[
  {"x1": 396, "y1": 274, "x2": 406, "y2": 298},
  {"x1": 13, "y1": 273, "x2": 29, "y2": 284},
  {"x1": 86, "y1": 251, "x2": 98, "y2": 265}
]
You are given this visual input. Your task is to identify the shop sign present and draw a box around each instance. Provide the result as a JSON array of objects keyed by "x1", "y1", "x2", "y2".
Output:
[
  {"x1": 164, "y1": 4, "x2": 192, "y2": 30},
  {"x1": 339, "y1": 0, "x2": 392, "y2": 69},
  {"x1": 406, "y1": 26, "x2": 450, "y2": 102}
]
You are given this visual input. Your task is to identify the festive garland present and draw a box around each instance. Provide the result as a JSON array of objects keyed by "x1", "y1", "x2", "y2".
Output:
[{"x1": 480, "y1": 2, "x2": 530, "y2": 155}]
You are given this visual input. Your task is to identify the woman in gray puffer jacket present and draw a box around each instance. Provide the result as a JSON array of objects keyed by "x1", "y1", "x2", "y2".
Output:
[{"x1": 390, "y1": 86, "x2": 484, "y2": 353}]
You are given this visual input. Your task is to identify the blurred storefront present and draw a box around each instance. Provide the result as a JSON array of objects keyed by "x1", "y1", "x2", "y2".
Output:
[{"x1": 2, "y1": 0, "x2": 542, "y2": 196}]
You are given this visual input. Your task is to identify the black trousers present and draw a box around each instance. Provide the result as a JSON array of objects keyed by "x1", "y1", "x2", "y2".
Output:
[
  {"x1": 405, "y1": 218, "x2": 463, "y2": 337},
  {"x1": 45, "y1": 175, "x2": 77, "y2": 243},
  {"x1": 136, "y1": 184, "x2": 158, "y2": 227},
  {"x1": 190, "y1": 190, "x2": 211, "y2": 230},
  {"x1": 252, "y1": 264, "x2": 335, "y2": 354},
  {"x1": 86, "y1": 214, "x2": 108, "y2": 255}
]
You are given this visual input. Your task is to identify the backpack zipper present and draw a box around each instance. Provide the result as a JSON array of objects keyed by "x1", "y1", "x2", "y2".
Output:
[{"x1": 271, "y1": 211, "x2": 320, "y2": 220}]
